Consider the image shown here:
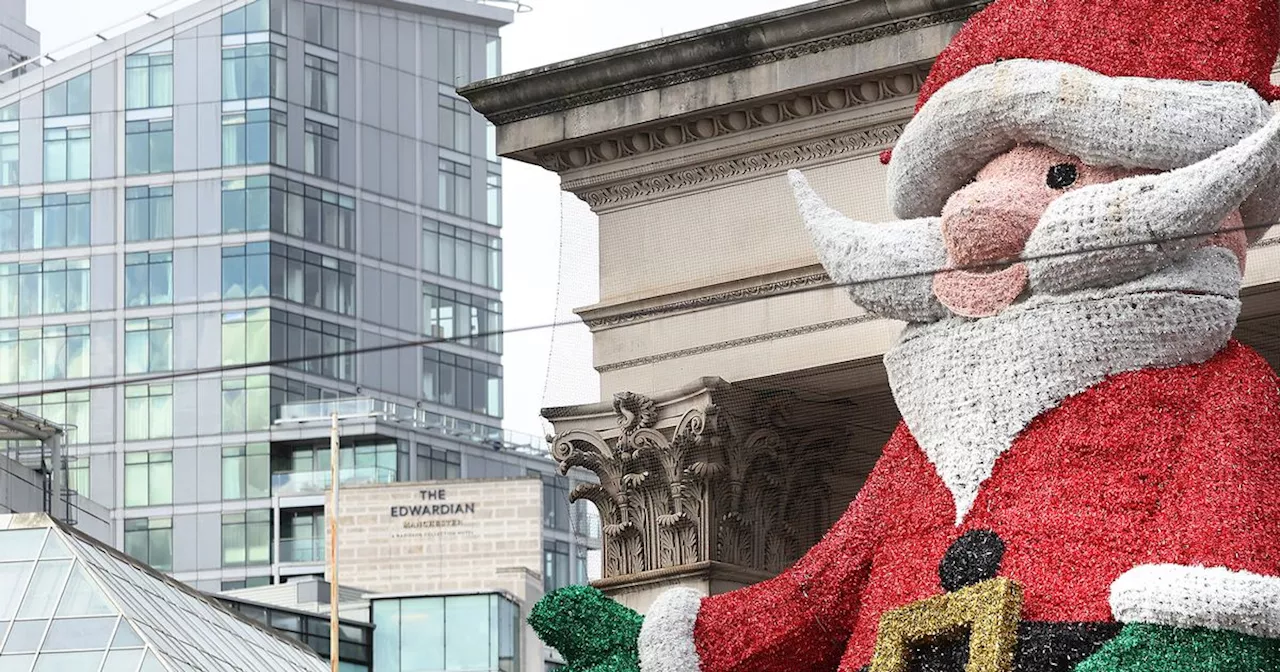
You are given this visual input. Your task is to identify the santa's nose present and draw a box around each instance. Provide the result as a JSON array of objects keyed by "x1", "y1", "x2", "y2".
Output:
[{"x1": 941, "y1": 181, "x2": 1043, "y2": 268}]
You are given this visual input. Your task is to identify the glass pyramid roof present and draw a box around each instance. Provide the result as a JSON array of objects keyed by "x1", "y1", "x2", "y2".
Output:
[{"x1": 0, "y1": 513, "x2": 328, "y2": 672}]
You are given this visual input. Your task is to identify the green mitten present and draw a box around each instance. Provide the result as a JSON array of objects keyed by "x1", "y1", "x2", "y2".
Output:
[
  {"x1": 529, "y1": 585, "x2": 644, "y2": 672},
  {"x1": 1076, "y1": 624, "x2": 1280, "y2": 672}
]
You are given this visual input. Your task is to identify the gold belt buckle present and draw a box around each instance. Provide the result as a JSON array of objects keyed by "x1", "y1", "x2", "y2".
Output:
[{"x1": 869, "y1": 577, "x2": 1023, "y2": 672}]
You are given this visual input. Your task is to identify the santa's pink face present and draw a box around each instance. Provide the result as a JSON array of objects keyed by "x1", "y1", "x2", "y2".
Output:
[{"x1": 932, "y1": 145, "x2": 1249, "y2": 318}]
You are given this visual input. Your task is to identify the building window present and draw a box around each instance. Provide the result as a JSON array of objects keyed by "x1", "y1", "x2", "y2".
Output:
[
  {"x1": 0, "y1": 103, "x2": 16, "y2": 121},
  {"x1": 373, "y1": 595, "x2": 519, "y2": 672},
  {"x1": 222, "y1": 375, "x2": 271, "y2": 433},
  {"x1": 417, "y1": 448, "x2": 461, "y2": 480},
  {"x1": 222, "y1": 44, "x2": 286, "y2": 101},
  {"x1": 486, "y1": 172, "x2": 501, "y2": 227},
  {"x1": 304, "y1": 55, "x2": 337, "y2": 114},
  {"x1": 0, "y1": 131, "x2": 17, "y2": 186},
  {"x1": 68, "y1": 457, "x2": 90, "y2": 498},
  {"x1": 274, "y1": 178, "x2": 355, "y2": 250},
  {"x1": 221, "y1": 176, "x2": 271, "y2": 233},
  {"x1": 222, "y1": 110, "x2": 286, "y2": 166},
  {"x1": 0, "y1": 259, "x2": 90, "y2": 318},
  {"x1": 124, "y1": 252, "x2": 173, "y2": 307},
  {"x1": 439, "y1": 95, "x2": 471, "y2": 154},
  {"x1": 124, "y1": 518, "x2": 172, "y2": 572},
  {"x1": 124, "y1": 451, "x2": 173, "y2": 507},
  {"x1": 44, "y1": 73, "x2": 91, "y2": 117},
  {"x1": 280, "y1": 510, "x2": 324, "y2": 563},
  {"x1": 125, "y1": 119, "x2": 174, "y2": 175},
  {"x1": 222, "y1": 243, "x2": 270, "y2": 299},
  {"x1": 125, "y1": 41, "x2": 174, "y2": 109},
  {"x1": 269, "y1": 242, "x2": 355, "y2": 315},
  {"x1": 269, "y1": 309, "x2": 355, "y2": 381},
  {"x1": 124, "y1": 318, "x2": 172, "y2": 375},
  {"x1": 1, "y1": 194, "x2": 91, "y2": 251},
  {"x1": 221, "y1": 308, "x2": 270, "y2": 367},
  {"x1": 422, "y1": 349, "x2": 502, "y2": 417},
  {"x1": 221, "y1": 577, "x2": 271, "y2": 591},
  {"x1": 222, "y1": 510, "x2": 272, "y2": 567},
  {"x1": 124, "y1": 384, "x2": 173, "y2": 440},
  {"x1": 438, "y1": 28, "x2": 472, "y2": 86},
  {"x1": 43, "y1": 127, "x2": 90, "y2": 182},
  {"x1": 222, "y1": 443, "x2": 270, "y2": 500},
  {"x1": 302, "y1": 3, "x2": 338, "y2": 49},
  {"x1": 422, "y1": 220, "x2": 501, "y2": 290},
  {"x1": 303, "y1": 120, "x2": 338, "y2": 179},
  {"x1": 0, "y1": 325, "x2": 90, "y2": 383},
  {"x1": 223, "y1": 0, "x2": 284, "y2": 35},
  {"x1": 3, "y1": 392, "x2": 90, "y2": 446},
  {"x1": 438, "y1": 159, "x2": 471, "y2": 217},
  {"x1": 124, "y1": 186, "x2": 173, "y2": 241},
  {"x1": 543, "y1": 540, "x2": 570, "y2": 592},
  {"x1": 423, "y1": 284, "x2": 501, "y2": 353},
  {"x1": 542, "y1": 474, "x2": 570, "y2": 531}
]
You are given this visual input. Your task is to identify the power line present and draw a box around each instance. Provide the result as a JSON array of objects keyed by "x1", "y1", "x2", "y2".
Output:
[{"x1": 17, "y1": 217, "x2": 1279, "y2": 398}]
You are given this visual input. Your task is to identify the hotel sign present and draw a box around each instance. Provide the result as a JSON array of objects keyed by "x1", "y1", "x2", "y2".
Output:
[{"x1": 389, "y1": 488, "x2": 478, "y2": 531}]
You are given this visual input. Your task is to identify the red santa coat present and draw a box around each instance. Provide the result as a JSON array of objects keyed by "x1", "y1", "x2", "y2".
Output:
[{"x1": 678, "y1": 341, "x2": 1280, "y2": 672}]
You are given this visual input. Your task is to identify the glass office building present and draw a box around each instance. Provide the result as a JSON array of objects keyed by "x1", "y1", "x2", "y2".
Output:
[
  {"x1": 371, "y1": 592, "x2": 520, "y2": 672},
  {"x1": 0, "y1": 0, "x2": 607, "y2": 598},
  {"x1": 0, "y1": 513, "x2": 329, "y2": 671}
]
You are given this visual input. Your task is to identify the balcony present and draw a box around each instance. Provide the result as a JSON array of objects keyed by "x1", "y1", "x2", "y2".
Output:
[
  {"x1": 271, "y1": 466, "x2": 397, "y2": 497},
  {"x1": 279, "y1": 537, "x2": 325, "y2": 564}
]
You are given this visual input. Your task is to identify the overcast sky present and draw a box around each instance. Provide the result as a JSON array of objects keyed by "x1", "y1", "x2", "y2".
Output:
[{"x1": 31, "y1": 0, "x2": 801, "y2": 437}]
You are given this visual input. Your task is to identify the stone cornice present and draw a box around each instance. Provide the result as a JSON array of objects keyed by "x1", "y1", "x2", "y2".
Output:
[
  {"x1": 533, "y1": 64, "x2": 929, "y2": 174},
  {"x1": 459, "y1": 0, "x2": 990, "y2": 125}
]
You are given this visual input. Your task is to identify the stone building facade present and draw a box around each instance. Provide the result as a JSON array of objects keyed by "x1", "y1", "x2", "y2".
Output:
[{"x1": 463, "y1": 0, "x2": 1280, "y2": 613}]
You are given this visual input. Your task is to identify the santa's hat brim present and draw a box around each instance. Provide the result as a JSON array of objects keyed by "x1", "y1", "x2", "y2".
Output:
[{"x1": 888, "y1": 59, "x2": 1279, "y2": 243}]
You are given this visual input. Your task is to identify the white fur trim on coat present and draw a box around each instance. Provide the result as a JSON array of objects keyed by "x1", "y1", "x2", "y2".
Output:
[
  {"x1": 639, "y1": 588, "x2": 704, "y2": 672},
  {"x1": 1111, "y1": 564, "x2": 1280, "y2": 638},
  {"x1": 888, "y1": 59, "x2": 1279, "y2": 243}
]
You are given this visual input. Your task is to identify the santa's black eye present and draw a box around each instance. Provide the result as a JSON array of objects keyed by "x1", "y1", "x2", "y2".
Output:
[{"x1": 1046, "y1": 163, "x2": 1077, "y2": 189}]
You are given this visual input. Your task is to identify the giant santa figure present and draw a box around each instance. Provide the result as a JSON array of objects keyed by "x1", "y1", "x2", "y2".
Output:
[{"x1": 526, "y1": 1, "x2": 1280, "y2": 671}]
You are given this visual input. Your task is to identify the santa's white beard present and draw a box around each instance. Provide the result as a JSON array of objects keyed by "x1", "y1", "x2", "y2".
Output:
[{"x1": 884, "y1": 247, "x2": 1241, "y2": 524}]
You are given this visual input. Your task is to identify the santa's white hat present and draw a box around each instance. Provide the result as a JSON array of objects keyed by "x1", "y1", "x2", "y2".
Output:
[{"x1": 885, "y1": 0, "x2": 1280, "y2": 243}]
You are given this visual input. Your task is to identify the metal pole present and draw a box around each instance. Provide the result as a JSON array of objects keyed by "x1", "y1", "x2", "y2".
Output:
[
  {"x1": 44, "y1": 433, "x2": 62, "y2": 521},
  {"x1": 328, "y1": 411, "x2": 340, "y2": 672}
]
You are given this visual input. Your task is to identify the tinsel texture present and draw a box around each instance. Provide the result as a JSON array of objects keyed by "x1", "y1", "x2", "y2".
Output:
[
  {"x1": 870, "y1": 578, "x2": 1022, "y2": 672},
  {"x1": 529, "y1": 585, "x2": 642, "y2": 672}
]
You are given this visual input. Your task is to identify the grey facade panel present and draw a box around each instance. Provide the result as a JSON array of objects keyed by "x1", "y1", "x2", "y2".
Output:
[
  {"x1": 91, "y1": 62, "x2": 115, "y2": 115},
  {"x1": 359, "y1": 59, "x2": 379, "y2": 128},
  {"x1": 196, "y1": 34, "x2": 222, "y2": 103},
  {"x1": 338, "y1": 118, "x2": 357, "y2": 186},
  {"x1": 420, "y1": 23, "x2": 437, "y2": 80},
  {"x1": 338, "y1": 53, "x2": 357, "y2": 121},
  {"x1": 380, "y1": 129, "x2": 397, "y2": 198},
  {"x1": 90, "y1": 254, "x2": 115, "y2": 312},
  {"x1": 196, "y1": 511, "x2": 222, "y2": 571},
  {"x1": 89, "y1": 387, "x2": 114, "y2": 446},
  {"x1": 90, "y1": 111, "x2": 117, "y2": 180},
  {"x1": 380, "y1": 16, "x2": 398, "y2": 68},
  {"x1": 398, "y1": 272, "x2": 416, "y2": 334},
  {"x1": 196, "y1": 176, "x2": 220, "y2": 235},
  {"x1": 196, "y1": 312, "x2": 222, "y2": 371},
  {"x1": 18, "y1": 119, "x2": 40, "y2": 185},
  {"x1": 173, "y1": 315, "x2": 199, "y2": 372},
  {"x1": 398, "y1": 208, "x2": 417, "y2": 269},
  {"x1": 287, "y1": 103, "x2": 304, "y2": 172},
  {"x1": 174, "y1": 103, "x2": 199, "y2": 173},
  {"x1": 91, "y1": 188, "x2": 115, "y2": 246},
  {"x1": 173, "y1": 446, "x2": 199, "y2": 504},
  {"x1": 173, "y1": 247, "x2": 199, "y2": 304},
  {"x1": 196, "y1": 443, "x2": 222, "y2": 503},
  {"x1": 379, "y1": 64, "x2": 397, "y2": 131},
  {"x1": 173, "y1": 182, "x2": 198, "y2": 239},
  {"x1": 197, "y1": 245, "x2": 222, "y2": 301},
  {"x1": 397, "y1": 70, "x2": 416, "y2": 138},
  {"x1": 90, "y1": 320, "x2": 115, "y2": 379},
  {"x1": 338, "y1": 8, "x2": 356, "y2": 55},
  {"x1": 359, "y1": 124, "x2": 379, "y2": 195},
  {"x1": 398, "y1": 19, "x2": 417, "y2": 75},
  {"x1": 173, "y1": 513, "x2": 200, "y2": 572},
  {"x1": 379, "y1": 269, "x2": 397, "y2": 325},
  {"x1": 398, "y1": 140, "x2": 416, "y2": 202},
  {"x1": 89, "y1": 453, "x2": 115, "y2": 510},
  {"x1": 173, "y1": 380, "x2": 199, "y2": 439},
  {"x1": 173, "y1": 29, "x2": 201, "y2": 106},
  {"x1": 197, "y1": 377, "x2": 222, "y2": 437},
  {"x1": 359, "y1": 264, "x2": 380, "y2": 325},
  {"x1": 196, "y1": 102, "x2": 222, "y2": 170},
  {"x1": 287, "y1": 37, "x2": 304, "y2": 104}
]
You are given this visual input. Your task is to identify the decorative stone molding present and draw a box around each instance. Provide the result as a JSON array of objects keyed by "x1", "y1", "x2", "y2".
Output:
[
  {"x1": 567, "y1": 120, "x2": 907, "y2": 210},
  {"x1": 545, "y1": 380, "x2": 859, "y2": 580},
  {"x1": 535, "y1": 66, "x2": 929, "y2": 174}
]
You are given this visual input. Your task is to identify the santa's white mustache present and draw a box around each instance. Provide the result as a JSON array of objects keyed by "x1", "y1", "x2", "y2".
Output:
[{"x1": 789, "y1": 104, "x2": 1280, "y2": 322}]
